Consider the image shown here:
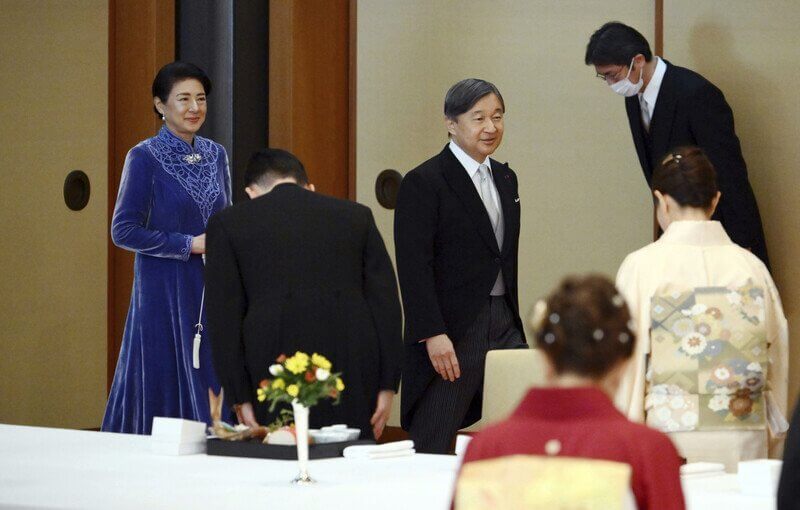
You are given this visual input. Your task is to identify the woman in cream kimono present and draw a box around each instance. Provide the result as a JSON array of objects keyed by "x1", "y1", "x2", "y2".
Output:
[{"x1": 615, "y1": 146, "x2": 788, "y2": 469}]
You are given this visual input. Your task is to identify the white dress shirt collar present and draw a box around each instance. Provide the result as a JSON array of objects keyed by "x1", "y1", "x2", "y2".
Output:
[
  {"x1": 448, "y1": 140, "x2": 492, "y2": 179},
  {"x1": 640, "y1": 56, "x2": 667, "y2": 114}
]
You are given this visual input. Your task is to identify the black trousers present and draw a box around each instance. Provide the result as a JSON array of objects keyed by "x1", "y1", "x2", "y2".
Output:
[{"x1": 408, "y1": 296, "x2": 527, "y2": 454}]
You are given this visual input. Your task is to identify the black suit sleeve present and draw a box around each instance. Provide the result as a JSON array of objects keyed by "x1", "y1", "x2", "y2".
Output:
[
  {"x1": 778, "y1": 398, "x2": 800, "y2": 509},
  {"x1": 362, "y1": 209, "x2": 403, "y2": 391},
  {"x1": 394, "y1": 170, "x2": 447, "y2": 344},
  {"x1": 688, "y1": 83, "x2": 765, "y2": 254},
  {"x1": 205, "y1": 214, "x2": 252, "y2": 404}
]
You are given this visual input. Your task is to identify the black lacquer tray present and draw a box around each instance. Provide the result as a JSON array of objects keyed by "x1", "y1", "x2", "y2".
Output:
[{"x1": 206, "y1": 437, "x2": 374, "y2": 460}]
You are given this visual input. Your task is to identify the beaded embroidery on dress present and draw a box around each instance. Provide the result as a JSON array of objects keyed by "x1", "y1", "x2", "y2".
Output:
[{"x1": 145, "y1": 126, "x2": 222, "y2": 224}]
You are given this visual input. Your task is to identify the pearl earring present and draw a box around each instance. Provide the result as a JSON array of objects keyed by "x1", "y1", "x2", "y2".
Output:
[{"x1": 161, "y1": 114, "x2": 165, "y2": 121}]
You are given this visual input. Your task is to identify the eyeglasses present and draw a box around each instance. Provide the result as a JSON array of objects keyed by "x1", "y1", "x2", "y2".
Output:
[{"x1": 595, "y1": 66, "x2": 626, "y2": 83}]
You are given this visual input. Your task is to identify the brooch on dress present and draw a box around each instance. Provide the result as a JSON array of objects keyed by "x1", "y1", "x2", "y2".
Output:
[{"x1": 183, "y1": 153, "x2": 202, "y2": 164}]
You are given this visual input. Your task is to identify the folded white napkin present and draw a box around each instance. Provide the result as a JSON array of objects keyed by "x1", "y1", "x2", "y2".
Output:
[
  {"x1": 454, "y1": 434, "x2": 472, "y2": 458},
  {"x1": 343, "y1": 440, "x2": 415, "y2": 460},
  {"x1": 680, "y1": 462, "x2": 726, "y2": 478},
  {"x1": 738, "y1": 459, "x2": 782, "y2": 497}
]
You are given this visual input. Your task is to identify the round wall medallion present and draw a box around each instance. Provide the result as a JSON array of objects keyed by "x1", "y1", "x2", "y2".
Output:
[
  {"x1": 63, "y1": 170, "x2": 91, "y2": 211},
  {"x1": 375, "y1": 169, "x2": 403, "y2": 210}
]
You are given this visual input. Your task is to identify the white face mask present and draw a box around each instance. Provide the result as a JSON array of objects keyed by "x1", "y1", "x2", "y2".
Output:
[{"x1": 610, "y1": 58, "x2": 643, "y2": 97}]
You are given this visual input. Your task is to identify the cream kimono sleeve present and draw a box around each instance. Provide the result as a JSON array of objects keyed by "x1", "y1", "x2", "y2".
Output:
[
  {"x1": 614, "y1": 251, "x2": 651, "y2": 422},
  {"x1": 762, "y1": 267, "x2": 790, "y2": 437}
]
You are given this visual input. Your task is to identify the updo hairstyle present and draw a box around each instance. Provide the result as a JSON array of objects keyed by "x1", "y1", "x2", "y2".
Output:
[
  {"x1": 530, "y1": 274, "x2": 635, "y2": 379},
  {"x1": 151, "y1": 61, "x2": 212, "y2": 118},
  {"x1": 652, "y1": 146, "x2": 718, "y2": 210}
]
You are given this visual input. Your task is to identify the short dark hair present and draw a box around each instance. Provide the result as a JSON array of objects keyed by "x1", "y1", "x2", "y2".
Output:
[
  {"x1": 652, "y1": 146, "x2": 719, "y2": 209},
  {"x1": 531, "y1": 274, "x2": 635, "y2": 379},
  {"x1": 585, "y1": 22, "x2": 652, "y2": 66},
  {"x1": 245, "y1": 148, "x2": 308, "y2": 188},
  {"x1": 444, "y1": 78, "x2": 505, "y2": 120},
  {"x1": 151, "y1": 61, "x2": 212, "y2": 117}
]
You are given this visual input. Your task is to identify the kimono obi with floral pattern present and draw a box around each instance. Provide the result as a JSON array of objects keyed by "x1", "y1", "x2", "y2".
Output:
[{"x1": 645, "y1": 282, "x2": 767, "y2": 432}]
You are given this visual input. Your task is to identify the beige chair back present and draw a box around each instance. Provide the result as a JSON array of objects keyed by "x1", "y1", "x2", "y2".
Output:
[{"x1": 461, "y1": 348, "x2": 548, "y2": 432}]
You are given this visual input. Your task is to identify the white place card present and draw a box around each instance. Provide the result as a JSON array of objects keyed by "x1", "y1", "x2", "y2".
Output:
[{"x1": 151, "y1": 417, "x2": 207, "y2": 455}]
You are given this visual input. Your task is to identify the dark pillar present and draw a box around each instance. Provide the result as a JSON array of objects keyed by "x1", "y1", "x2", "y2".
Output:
[{"x1": 178, "y1": 0, "x2": 268, "y2": 204}]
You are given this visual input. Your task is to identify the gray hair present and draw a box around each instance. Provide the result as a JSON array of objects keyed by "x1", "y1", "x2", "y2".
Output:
[{"x1": 444, "y1": 78, "x2": 505, "y2": 120}]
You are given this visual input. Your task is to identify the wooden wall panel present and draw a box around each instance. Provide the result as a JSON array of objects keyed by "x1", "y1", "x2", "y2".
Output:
[
  {"x1": 0, "y1": 0, "x2": 108, "y2": 428},
  {"x1": 269, "y1": 0, "x2": 351, "y2": 199},
  {"x1": 108, "y1": 0, "x2": 175, "y2": 389}
]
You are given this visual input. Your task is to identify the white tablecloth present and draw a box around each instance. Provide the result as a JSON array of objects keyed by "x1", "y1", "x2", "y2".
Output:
[
  {"x1": 0, "y1": 424, "x2": 777, "y2": 509},
  {"x1": 682, "y1": 474, "x2": 775, "y2": 509},
  {"x1": 0, "y1": 424, "x2": 456, "y2": 510}
]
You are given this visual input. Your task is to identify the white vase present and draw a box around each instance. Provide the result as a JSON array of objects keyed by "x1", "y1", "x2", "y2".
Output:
[{"x1": 291, "y1": 400, "x2": 315, "y2": 485}]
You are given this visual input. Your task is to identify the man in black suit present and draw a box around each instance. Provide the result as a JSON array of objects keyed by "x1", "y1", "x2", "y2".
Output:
[
  {"x1": 585, "y1": 21, "x2": 770, "y2": 267},
  {"x1": 205, "y1": 149, "x2": 402, "y2": 440},
  {"x1": 395, "y1": 79, "x2": 528, "y2": 454},
  {"x1": 778, "y1": 398, "x2": 800, "y2": 509}
]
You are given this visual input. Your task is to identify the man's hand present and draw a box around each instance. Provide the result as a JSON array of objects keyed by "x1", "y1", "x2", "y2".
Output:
[
  {"x1": 370, "y1": 390, "x2": 394, "y2": 440},
  {"x1": 235, "y1": 402, "x2": 260, "y2": 428},
  {"x1": 424, "y1": 334, "x2": 461, "y2": 381}
]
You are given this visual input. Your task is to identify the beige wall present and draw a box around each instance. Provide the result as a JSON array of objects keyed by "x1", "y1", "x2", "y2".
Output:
[
  {"x1": 357, "y1": 0, "x2": 655, "y2": 425},
  {"x1": 664, "y1": 2, "x2": 800, "y2": 406},
  {"x1": 357, "y1": 0, "x2": 656, "y2": 324},
  {"x1": 0, "y1": 0, "x2": 108, "y2": 428}
]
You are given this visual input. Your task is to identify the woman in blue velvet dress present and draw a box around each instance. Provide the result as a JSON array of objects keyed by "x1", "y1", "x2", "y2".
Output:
[{"x1": 102, "y1": 62, "x2": 231, "y2": 434}]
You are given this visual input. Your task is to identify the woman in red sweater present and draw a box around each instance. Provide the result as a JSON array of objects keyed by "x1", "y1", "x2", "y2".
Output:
[{"x1": 454, "y1": 275, "x2": 685, "y2": 510}]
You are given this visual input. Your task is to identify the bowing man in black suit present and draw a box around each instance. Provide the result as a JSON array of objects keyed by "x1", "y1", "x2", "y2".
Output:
[
  {"x1": 395, "y1": 79, "x2": 528, "y2": 454},
  {"x1": 585, "y1": 21, "x2": 770, "y2": 267},
  {"x1": 205, "y1": 149, "x2": 402, "y2": 440}
]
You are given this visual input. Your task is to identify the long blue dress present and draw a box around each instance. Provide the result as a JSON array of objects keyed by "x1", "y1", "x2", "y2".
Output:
[{"x1": 102, "y1": 126, "x2": 231, "y2": 434}]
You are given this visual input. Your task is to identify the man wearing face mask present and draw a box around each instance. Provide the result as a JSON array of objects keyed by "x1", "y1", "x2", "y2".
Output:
[{"x1": 585, "y1": 21, "x2": 769, "y2": 268}]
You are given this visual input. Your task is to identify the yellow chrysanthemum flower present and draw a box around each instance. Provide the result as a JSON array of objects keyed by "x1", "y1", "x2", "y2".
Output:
[
  {"x1": 256, "y1": 387, "x2": 267, "y2": 402},
  {"x1": 312, "y1": 353, "x2": 332, "y2": 371},
  {"x1": 285, "y1": 354, "x2": 309, "y2": 374},
  {"x1": 272, "y1": 379, "x2": 286, "y2": 390},
  {"x1": 287, "y1": 384, "x2": 300, "y2": 397},
  {"x1": 335, "y1": 378, "x2": 345, "y2": 392}
]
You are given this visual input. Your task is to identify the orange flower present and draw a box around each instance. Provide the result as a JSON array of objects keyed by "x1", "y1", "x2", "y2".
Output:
[
  {"x1": 259, "y1": 379, "x2": 270, "y2": 388},
  {"x1": 276, "y1": 354, "x2": 287, "y2": 363},
  {"x1": 305, "y1": 371, "x2": 316, "y2": 383},
  {"x1": 730, "y1": 389, "x2": 754, "y2": 418},
  {"x1": 329, "y1": 389, "x2": 339, "y2": 398}
]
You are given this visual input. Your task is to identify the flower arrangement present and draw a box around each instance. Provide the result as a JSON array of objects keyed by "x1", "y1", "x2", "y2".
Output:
[{"x1": 257, "y1": 351, "x2": 345, "y2": 412}]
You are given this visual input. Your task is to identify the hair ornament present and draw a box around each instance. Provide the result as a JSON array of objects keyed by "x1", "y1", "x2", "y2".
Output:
[
  {"x1": 612, "y1": 294, "x2": 625, "y2": 308},
  {"x1": 592, "y1": 329, "x2": 604, "y2": 341},
  {"x1": 530, "y1": 300, "x2": 548, "y2": 330},
  {"x1": 549, "y1": 313, "x2": 560, "y2": 325},
  {"x1": 618, "y1": 332, "x2": 630, "y2": 344},
  {"x1": 544, "y1": 333, "x2": 556, "y2": 345},
  {"x1": 662, "y1": 153, "x2": 683, "y2": 166}
]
